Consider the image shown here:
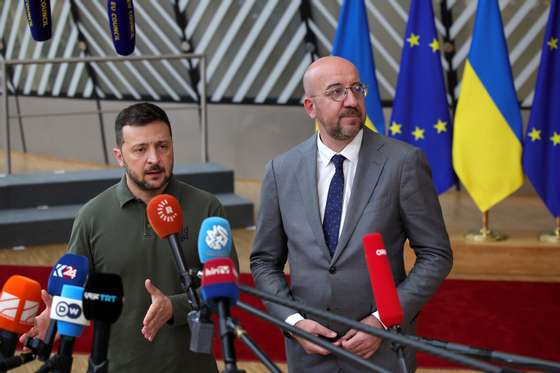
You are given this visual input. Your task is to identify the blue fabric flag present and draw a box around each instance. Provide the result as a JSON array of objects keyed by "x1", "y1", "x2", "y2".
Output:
[
  {"x1": 389, "y1": 0, "x2": 456, "y2": 194},
  {"x1": 332, "y1": 0, "x2": 385, "y2": 134},
  {"x1": 523, "y1": 0, "x2": 560, "y2": 217}
]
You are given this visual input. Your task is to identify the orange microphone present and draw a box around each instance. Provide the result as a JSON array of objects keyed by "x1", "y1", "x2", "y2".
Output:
[{"x1": 0, "y1": 275, "x2": 42, "y2": 359}]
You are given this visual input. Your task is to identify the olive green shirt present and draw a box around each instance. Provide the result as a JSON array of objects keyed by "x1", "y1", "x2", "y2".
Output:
[{"x1": 68, "y1": 176, "x2": 238, "y2": 372}]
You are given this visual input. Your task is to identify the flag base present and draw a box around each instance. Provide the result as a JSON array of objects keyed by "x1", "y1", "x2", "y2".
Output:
[
  {"x1": 464, "y1": 228, "x2": 507, "y2": 242},
  {"x1": 539, "y1": 229, "x2": 560, "y2": 244}
]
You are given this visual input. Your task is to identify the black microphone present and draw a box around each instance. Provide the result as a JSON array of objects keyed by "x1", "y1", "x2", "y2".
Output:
[
  {"x1": 107, "y1": 0, "x2": 135, "y2": 55},
  {"x1": 83, "y1": 273, "x2": 124, "y2": 373},
  {"x1": 23, "y1": 0, "x2": 52, "y2": 41}
]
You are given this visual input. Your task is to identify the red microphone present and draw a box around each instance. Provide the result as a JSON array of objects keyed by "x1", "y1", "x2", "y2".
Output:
[
  {"x1": 362, "y1": 233, "x2": 404, "y2": 328},
  {"x1": 146, "y1": 194, "x2": 199, "y2": 309},
  {"x1": 0, "y1": 275, "x2": 42, "y2": 359},
  {"x1": 146, "y1": 194, "x2": 183, "y2": 238}
]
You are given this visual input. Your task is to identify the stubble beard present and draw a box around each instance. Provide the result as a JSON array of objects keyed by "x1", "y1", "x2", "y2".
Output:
[{"x1": 124, "y1": 162, "x2": 173, "y2": 192}]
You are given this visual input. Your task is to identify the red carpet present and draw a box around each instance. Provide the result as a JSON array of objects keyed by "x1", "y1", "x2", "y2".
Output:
[{"x1": 2, "y1": 265, "x2": 559, "y2": 368}]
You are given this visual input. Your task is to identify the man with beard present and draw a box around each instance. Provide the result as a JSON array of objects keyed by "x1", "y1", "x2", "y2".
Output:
[
  {"x1": 250, "y1": 56, "x2": 452, "y2": 372},
  {"x1": 23, "y1": 103, "x2": 238, "y2": 372}
]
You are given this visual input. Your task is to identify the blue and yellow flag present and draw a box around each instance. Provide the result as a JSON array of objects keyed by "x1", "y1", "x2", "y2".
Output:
[
  {"x1": 332, "y1": 0, "x2": 385, "y2": 134},
  {"x1": 389, "y1": 0, "x2": 456, "y2": 194},
  {"x1": 522, "y1": 0, "x2": 560, "y2": 218},
  {"x1": 452, "y1": 0, "x2": 523, "y2": 212}
]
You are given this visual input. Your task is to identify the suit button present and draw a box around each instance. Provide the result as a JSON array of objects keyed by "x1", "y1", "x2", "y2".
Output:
[{"x1": 329, "y1": 266, "x2": 336, "y2": 274}]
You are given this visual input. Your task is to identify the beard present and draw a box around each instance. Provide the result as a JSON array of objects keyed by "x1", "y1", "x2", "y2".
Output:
[
  {"x1": 124, "y1": 162, "x2": 173, "y2": 192},
  {"x1": 325, "y1": 108, "x2": 365, "y2": 141}
]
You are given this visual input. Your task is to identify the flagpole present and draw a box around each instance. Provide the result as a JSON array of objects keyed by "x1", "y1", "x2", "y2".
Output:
[
  {"x1": 465, "y1": 210, "x2": 506, "y2": 242},
  {"x1": 539, "y1": 217, "x2": 560, "y2": 243}
]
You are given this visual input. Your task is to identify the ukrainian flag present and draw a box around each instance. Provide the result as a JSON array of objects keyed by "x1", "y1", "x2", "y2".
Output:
[
  {"x1": 332, "y1": 0, "x2": 385, "y2": 134},
  {"x1": 522, "y1": 0, "x2": 560, "y2": 218},
  {"x1": 389, "y1": 0, "x2": 456, "y2": 194},
  {"x1": 452, "y1": 0, "x2": 523, "y2": 212}
]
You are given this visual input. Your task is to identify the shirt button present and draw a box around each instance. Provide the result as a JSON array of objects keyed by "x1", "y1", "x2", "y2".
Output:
[{"x1": 329, "y1": 266, "x2": 336, "y2": 274}]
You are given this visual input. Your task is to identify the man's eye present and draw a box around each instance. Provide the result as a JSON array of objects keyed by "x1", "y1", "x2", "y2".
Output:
[
  {"x1": 328, "y1": 87, "x2": 344, "y2": 97},
  {"x1": 134, "y1": 147, "x2": 145, "y2": 153}
]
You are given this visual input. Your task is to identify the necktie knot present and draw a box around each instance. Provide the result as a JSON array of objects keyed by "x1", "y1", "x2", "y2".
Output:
[{"x1": 331, "y1": 154, "x2": 345, "y2": 172}]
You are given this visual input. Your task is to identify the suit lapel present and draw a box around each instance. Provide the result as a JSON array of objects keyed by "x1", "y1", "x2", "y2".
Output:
[
  {"x1": 296, "y1": 135, "x2": 331, "y2": 258},
  {"x1": 332, "y1": 130, "x2": 387, "y2": 264}
]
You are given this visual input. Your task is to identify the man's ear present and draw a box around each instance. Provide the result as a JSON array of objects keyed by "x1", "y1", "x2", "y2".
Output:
[
  {"x1": 113, "y1": 147, "x2": 125, "y2": 167},
  {"x1": 303, "y1": 97, "x2": 316, "y2": 120}
]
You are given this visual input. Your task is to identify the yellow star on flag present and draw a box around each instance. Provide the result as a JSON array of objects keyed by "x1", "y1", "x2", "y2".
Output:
[
  {"x1": 389, "y1": 122, "x2": 402, "y2": 135},
  {"x1": 433, "y1": 120, "x2": 447, "y2": 133},
  {"x1": 548, "y1": 37, "x2": 558, "y2": 50},
  {"x1": 528, "y1": 128, "x2": 541, "y2": 142},
  {"x1": 412, "y1": 127, "x2": 425, "y2": 141},
  {"x1": 429, "y1": 38, "x2": 440, "y2": 52},
  {"x1": 551, "y1": 131, "x2": 560, "y2": 146},
  {"x1": 407, "y1": 33, "x2": 420, "y2": 47}
]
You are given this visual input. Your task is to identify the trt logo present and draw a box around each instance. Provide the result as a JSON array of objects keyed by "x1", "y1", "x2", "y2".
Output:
[
  {"x1": 53, "y1": 264, "x2": 77, "y2": 279},
  {"x1": 205, "y1": 225, "x2": 229, "y2": 250},
  {"x1": 55, "y1": 301, "x2": 82, "y2": 319},
  {"x1": 156, "y1": 199, "x2": 178, "y2": 223}
]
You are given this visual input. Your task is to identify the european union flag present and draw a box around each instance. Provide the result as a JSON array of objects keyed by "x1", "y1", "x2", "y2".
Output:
[
  {"x1": 523, "y1": 0, "x2": 560, "y2": 218},
  {"x1": 332, "y1": 0, "x2": 385, "y2": 134},
  {"x1": 389, "y1": 0, "x2": 456, "y2": 194}
]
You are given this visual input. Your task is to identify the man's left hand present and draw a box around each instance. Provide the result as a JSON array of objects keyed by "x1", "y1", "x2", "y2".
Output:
[
  {"x1": 142, "y1": 279, "x2": 172, "y2": 342},
  {"x1": 334, "y1": 315, "x2": 383, "y2": 359}
]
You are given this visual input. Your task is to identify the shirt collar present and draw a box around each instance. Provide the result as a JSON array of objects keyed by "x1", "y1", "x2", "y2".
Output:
[
  {"x1": 116, "y1": 174, "x2": 178, "y2": 208},
  {"x1": 317, "y1": 128, "x2": 363, "y2": 167}
]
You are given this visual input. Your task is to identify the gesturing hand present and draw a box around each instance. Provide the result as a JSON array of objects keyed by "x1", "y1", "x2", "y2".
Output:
[
  {"x1": 142, "y1": 279, "x2": 172, "y2": 342},
  {"x1": 19, "y1": 290, "x2": 52, "y2": 347}
]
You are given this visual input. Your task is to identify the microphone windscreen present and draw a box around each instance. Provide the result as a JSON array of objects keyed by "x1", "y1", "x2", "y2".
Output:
[
  {"x1": 83, "y1": 273, "x2": 124, "y2": 324},
  {"x1": 24, "y1": 0, "x2": 52, "y2": 41},
  {"x1": 146, "y1": 194, "x2": 184, "y2": 239},
  {"x1": 107, "y1": 0, "x2": 136, "y2": 55},
  {"x1": 200, "y1": 258, "x2": 239, "y2": 308},
  {"x1": 47, "y1": 253, "x2": 89, "y2": 296},
  {"x1": 362, "y1": 233, "x2": 404, "y2": 327},
  {"x1": 0, "y1": 275, "x2": 42, "y2": 334},
  {"x1": 197, "y1": 217, "x2": 232, "y2": 263},
  {"x1": 56, "y1": 285, "x2": 86, "y2": 338}
]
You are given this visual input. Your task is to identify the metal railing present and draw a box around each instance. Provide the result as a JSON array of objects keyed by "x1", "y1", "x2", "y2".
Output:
[{"x1": 0, "y1": 53, "x2": 208, "y2": 175}]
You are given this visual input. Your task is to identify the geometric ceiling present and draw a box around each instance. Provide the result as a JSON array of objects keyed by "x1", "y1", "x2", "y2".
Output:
[{"x1": 0, "y1": 0, "x2": 550, "y2": 107}]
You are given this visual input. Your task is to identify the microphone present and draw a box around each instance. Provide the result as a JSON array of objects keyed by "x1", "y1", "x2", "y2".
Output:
[
  {"x1": 40, "y1": 284, "x2": 90, "y2": 373},
  {"x1": 362, "y1": 233, "x2": 404, "y2": 327},
  {"x1": 0, "y1": 275, "x2": 41, "y2": 362},
  {"x1": 107, "y1": 0, "x2": 135, "y2": 55},
  {"x1": 25, "y1": 253, "x2": 89, "y2": 361},
  {"x1": 82, "y1": 273, "x2": 124, "y2": 373},
  {"x1": 189, "y1": 216, "x2": 233, "y2": 354},
  {"x1": 197, "y1": 217, "x2": 232, "y2": 263},
  {"x1": 362, "y1": 233, "x2": 408, "y2": 373},
  {"x1": 200, "y1": 257, "x2": 242, "y2": 372},
  {"x1": 23, "y1": 0, "x2": 52, "y2": 41},
  {"x1": 147, "y1": 194, "x2": 200, "y2": 308}
]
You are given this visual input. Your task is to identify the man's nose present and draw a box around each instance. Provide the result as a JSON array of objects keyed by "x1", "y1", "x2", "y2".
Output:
[
  {"x1": 343, "y1": 88, "x2": 359, "y2": 107},
  {"x1": 146, "y1": 146, "x2": 160, "y2": 163}
]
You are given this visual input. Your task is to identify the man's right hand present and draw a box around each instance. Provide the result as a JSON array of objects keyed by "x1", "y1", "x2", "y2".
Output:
[
  {"x1": 18, "y1": 290, "x2": 52, "y2": 345},
  {"x1": 293, "y1": 319, "x2": 337, "y2": 355}
]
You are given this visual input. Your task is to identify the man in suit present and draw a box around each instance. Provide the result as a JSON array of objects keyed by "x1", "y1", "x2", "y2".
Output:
[{"x1": 250, "y1": 56, "x2": 452, "y2": 372}]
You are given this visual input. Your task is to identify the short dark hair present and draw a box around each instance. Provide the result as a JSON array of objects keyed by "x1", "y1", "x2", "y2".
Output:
[{"x1": 115, "y1": 102, "x2": 172, "y2": 147}]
